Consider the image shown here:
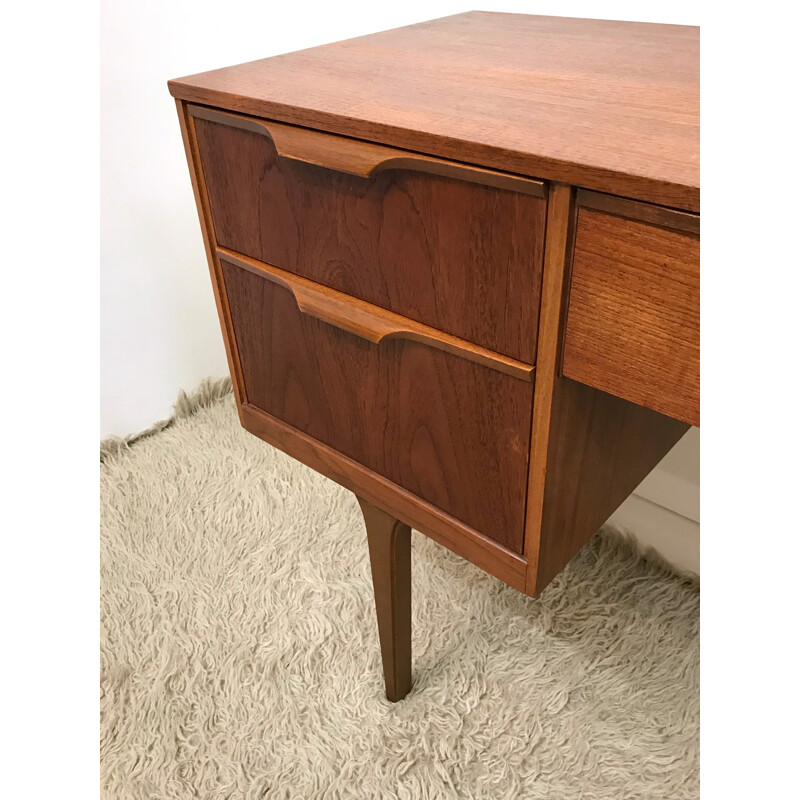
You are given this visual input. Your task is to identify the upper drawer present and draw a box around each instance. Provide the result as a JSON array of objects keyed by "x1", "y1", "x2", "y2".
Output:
[
  {"x1": 189, "y1": 105, "x2": 547, "y2": 365},
  {"x1": 562, "y1": 191, "x2": 699, "y2": 426}
]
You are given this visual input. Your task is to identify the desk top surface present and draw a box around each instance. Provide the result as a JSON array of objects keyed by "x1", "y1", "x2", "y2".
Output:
[{"x1": 169, "y1": 12, "x2": 699, "y2": 211}]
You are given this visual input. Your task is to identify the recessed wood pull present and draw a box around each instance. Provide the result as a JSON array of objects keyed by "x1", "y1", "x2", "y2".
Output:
[
  {"x1": 217, "y1": 247, "x2": 535, "y2": 382},
  {"x1": 189, "y1": 105, "x2": 545, "y2": 197}
]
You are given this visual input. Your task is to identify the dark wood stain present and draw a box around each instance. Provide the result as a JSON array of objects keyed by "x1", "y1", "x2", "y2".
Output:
[
  {"x1": 239, "y1": 403, "x2": 529, "y2": 591},
  {"x1": 223, "y1": 260, "x2": 533, "y2": 552},
  {"x1": 359, "y1": 498, "x2": 413, "y2": 702},
  {"x1": 216, "y1": 246, "x2": 535, "y2": 381},
  {"x1": 171, "y1": 10, "x2": 701, "y2": 697},
  {"x1": 195, "y1": 117, "x2": 546, "y2": 364},
  {"x1": 535, "y1": 377, "x2": 690, "y2": 594}
]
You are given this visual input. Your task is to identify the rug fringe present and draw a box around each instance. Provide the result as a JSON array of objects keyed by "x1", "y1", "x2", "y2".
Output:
[{"x1": 100, "y1": 376, "x2": 233, "y2": 463}]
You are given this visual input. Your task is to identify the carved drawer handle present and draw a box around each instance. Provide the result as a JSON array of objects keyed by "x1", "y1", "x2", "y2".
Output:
[
  {"x1": 217, "y1": 247, "x2": 535, "y2": 382},
  {"x1": 189, "y1": 104, "x2": 545, "y2": 198}
]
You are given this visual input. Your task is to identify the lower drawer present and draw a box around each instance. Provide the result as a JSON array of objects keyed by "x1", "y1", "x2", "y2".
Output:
[{"x1": 221, "y1": 256, "x2": 534, "y2": 553}]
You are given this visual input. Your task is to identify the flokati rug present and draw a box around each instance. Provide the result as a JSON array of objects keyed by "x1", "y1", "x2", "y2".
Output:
[{"x1": 100, "y1": 379, "x2": 699, "y2": 799}]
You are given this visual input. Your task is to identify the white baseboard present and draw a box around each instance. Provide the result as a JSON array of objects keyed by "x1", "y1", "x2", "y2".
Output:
[
  {"x1": 607, "y1": 429, "x2": 700, "y2": 575},
  {"x1": 608, "y1": 493, "x2": 699, "y2": 575},
  {"x1": 635, "y1": 428, "x2": 699, "y2": 520}
]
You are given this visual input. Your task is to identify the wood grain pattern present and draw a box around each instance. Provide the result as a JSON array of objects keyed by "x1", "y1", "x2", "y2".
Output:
[
  {"x1": 169, "y1": 12, "x2": 699, "y2": 210},
  {"x1": 174, "y1": 100, "x2": 247, "y2": 406},
  {"x1": 534, "y1": 378, "x2": 690, "y2": 594},
  {"x1": 217, "y1": 247, "x2": 534, "y2": 382},
  {"x1": 223, "y1": 260, "x2": 533, "y2": 552},
  {"x1": 240, "y1": 403, "x2": 528, "y2": 592},
  {"x1": 563, "y1": 208, "x2": 700, "y2": 426},
  {"x1": 172, "y1": 18, "x2": 703, "y2": 696},
  {"x1": 189, "y1": 105, "x2": 545, "y2": 196},
  {"x1": 523, "y1": 183, "x2": 575, "y2": 593},
  {"x1": 523, "y1": 184, "x2": 691, "y2": 596},
  {"x1": 194, "y1": 115, "x2": 547, "y2": 364},
  {"x1": 358, "y1": 498, "x2": 413, "y2": 702},
  {"x1": 577, "y1": 189, "x2": 699, "y2": 235}
]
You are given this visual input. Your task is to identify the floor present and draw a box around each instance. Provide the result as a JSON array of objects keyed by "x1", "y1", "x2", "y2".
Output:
[{"x1": 100, "y1": 380, "x2": 700, "y2": 799}]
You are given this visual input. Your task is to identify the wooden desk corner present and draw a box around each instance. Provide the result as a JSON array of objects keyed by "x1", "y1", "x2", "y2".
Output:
[{"x1": 169, "y1": 12, "x2": 699, "y2": 700}]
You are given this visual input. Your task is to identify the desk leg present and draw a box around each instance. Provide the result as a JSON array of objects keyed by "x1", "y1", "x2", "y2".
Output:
[{"x1": 357, "y1": 497, "x2": 413, "y2": 702}]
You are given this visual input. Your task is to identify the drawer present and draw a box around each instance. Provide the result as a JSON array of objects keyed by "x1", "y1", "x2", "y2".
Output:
[
  {"x1": 562, "y1": 191, "x2": 699, "y2": 425},
  {"x1": 190, "y1": 105, "x2": 547, "y2": 365},
  {"x1": 219, "y1": 251, "x2": 534, "y2": 553}
]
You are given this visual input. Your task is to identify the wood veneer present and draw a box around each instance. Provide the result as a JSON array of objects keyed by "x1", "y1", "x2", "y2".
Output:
[
  {"x1": 534, "y1": 377, "x2": 690, "y2": 593},
  {"x1": 239, "y1": 403, "x2": 529, "y2": 592},
  {"x1": 169, "y1": 13, "x2": 699, "y2": 211},
  {"x1": 217, "y1": 247, "x2": 534, "y2": 381},
  {"x1": 176, "y1": 93, "x2": 530, "y2": 595},
  {"x1": 222, "y1": 259, "x2": 533, "y2": 553},
  {"x1": 359, "y1": 499, "x2": 413, "y2": 702},
  {"x1": 523, "y1": 183, "x2": 575, "y2": 593},
  {"x1": 175, "y1": 101, "x2": 246, "y2": 406},
  {"x1": 563, "y1": 206, "x2": 700, "y2": 426},
  {"x1": 193, "y1": 112, "x2": 547, "y2": 364},
  {"x1": 524, "y1": 184, "x2": 693, "y2": 594},
  {"x1": 577, "y1": 189, "x2": 700, "y2": 236},
  {"x1": 189, "y1": 105, "x2": 546, "y2": 196},
  {"x1": 170, "y1": 12, "x2": 700, "y2": 700}
]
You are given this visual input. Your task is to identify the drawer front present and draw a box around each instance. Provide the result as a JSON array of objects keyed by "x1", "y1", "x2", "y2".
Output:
[
  {"x1": 193, "y1": 108, "x2": 546, "y2": 365},
  {"x1": 221, "y1": 257, "x2": 534, "y2": 553},
  {"x1": 562, "y1": 196, "x2": 700, "y2": 425}
]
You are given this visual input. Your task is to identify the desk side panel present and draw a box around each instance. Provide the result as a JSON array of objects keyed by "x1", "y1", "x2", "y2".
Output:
[
  {"x1": 535, "y1": 378, "x2": 690, "y2": 594},
  {"x1": 524, "y1": 183, "x2": 693, "y2": 596}
]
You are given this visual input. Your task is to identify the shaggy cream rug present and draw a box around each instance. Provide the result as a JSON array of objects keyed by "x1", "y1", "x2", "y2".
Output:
[{"x1": 100, "y1": 379, "x2": 699, "y2": 799}]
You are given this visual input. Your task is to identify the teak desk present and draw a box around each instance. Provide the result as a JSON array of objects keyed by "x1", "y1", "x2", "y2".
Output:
[{"x1": 169, "y1": 12, "x2": 699, "y2": 701}]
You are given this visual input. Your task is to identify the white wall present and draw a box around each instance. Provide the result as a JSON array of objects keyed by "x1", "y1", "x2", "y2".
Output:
[
  {"x1": 101, "y1": 0, "x2": 699, "y2": 570},
  {"x1": 610, "y1": 428, "x2": 699, "y2": 574},
  {"x1": 100, "y1": 2, "x2": 478, "y2": 437}
]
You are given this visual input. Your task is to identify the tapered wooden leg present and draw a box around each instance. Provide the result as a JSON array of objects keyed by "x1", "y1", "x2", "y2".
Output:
[{"x1": 357, "y1": 497, "x2": 412, "y2": 702}]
